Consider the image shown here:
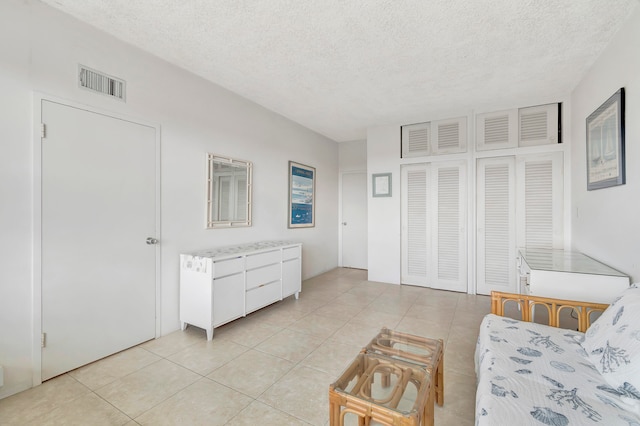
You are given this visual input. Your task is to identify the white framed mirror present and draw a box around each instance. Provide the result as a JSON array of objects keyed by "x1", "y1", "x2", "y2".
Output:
[{"x1": 206, "y1": 153, "x2": 252, "y2": 228}]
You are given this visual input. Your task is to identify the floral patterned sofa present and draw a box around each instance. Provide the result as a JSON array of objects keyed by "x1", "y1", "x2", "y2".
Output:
[{"x1": 475, "y1": 287, "x2": 640, "y2": 425}]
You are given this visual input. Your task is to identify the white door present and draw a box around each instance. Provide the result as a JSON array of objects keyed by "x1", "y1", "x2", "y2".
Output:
[
  {"x1": 476, "y1": 152, "x2": 564, "y2": 296},
  {"x1": 477, "y1": 156, "x2": 516, "y2": 295},
  {"x1": 401, "y1": 161, "x2": 467, "y2": 292},
  {"x1": 432, "y1": 162, "x2": 467, "y2": 292},
  {"x1": 516, "y1": 152, "x2": 564, "y2": 249},
  {"x1": 401, "y1": 164, "x2": 430, "y2": 286},
  {"x1": 41, "y1": 100, "x2": 157, "y2": 380},
  {"x1": 341, "y1": 172, "x2": 367, "y2": 269}
]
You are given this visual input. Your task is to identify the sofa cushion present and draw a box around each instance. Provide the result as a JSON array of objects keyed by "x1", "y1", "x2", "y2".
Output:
[
  {"x1": 582, "y1": 284, "x2": 640, "y2": 407},
  {"x1": 476, "y1": 313, "x2": 640, "y2": 425}
]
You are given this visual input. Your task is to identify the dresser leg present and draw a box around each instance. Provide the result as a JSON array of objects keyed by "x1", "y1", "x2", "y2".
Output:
[{"x1": 206, "y1": 327, "x2": 214, "y2": 341}]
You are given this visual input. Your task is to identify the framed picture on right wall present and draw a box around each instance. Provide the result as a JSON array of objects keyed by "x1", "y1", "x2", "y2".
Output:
[{"x1": 586, "y1": 87, "x2": 625, "y2": 190}]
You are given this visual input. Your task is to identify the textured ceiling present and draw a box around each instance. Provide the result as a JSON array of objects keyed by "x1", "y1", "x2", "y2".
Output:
[{"x1": 39, "y1": 0, "x2": 637, "y2": 142}]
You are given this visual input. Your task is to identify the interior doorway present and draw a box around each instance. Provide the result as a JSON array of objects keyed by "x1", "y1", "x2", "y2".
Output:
[{"x1": 341, "y1": 172, "x2": 368, "y2": 270}]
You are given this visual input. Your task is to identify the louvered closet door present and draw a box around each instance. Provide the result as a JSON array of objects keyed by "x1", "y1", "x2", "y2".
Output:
[
  {"x1": 432, "y1": 161, "x2": 467, "y2": 292},
  {"x1": 516, "y1": 152, "x2": 564, "y2": 249},
  {"x1": 477, "y1": 157, "x2": 516, "y2": 295},
  {"x1": 401, "y1": 161, "x2": 467, "y2": 292},
  {"x1": 401, "y1": 164, "x2": 430, "y2": 285}
]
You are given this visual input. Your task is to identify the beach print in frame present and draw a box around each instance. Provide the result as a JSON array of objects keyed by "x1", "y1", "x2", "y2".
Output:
[{"x1": 288, "y1": 161, "x2": 315, "y2": 228}]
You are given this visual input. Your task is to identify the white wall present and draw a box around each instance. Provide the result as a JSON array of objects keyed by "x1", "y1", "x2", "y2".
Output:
[
  {"x1": 339, "y1": 140, "x2": 367, "y2": 172},
  {"x1": 0, "y1": 0, "x2": 338, "y2": 398},
  {"x1": 571, "y1": 7, "x2": 640, "y2": 282},
  {"x1": 367, "y1": 126, "x2": 403, "y2": 284}
]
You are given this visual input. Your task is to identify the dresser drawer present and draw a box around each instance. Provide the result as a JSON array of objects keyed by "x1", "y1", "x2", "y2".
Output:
[
  {"x1": 246, "y1": 263, "x2": 281, "y2": 290},
  {"x1": 212, "y1": 257, "x2": 244, "y2": 278},
  {"x1": 246, "y1": 249, "x2": 281, "y2": 269},
  {"x1": 282, "y1": 245, "x2": 301, "y2": 261},
  {"x1": 246, "y1": 280, "x2": 281, "y2": 313}
]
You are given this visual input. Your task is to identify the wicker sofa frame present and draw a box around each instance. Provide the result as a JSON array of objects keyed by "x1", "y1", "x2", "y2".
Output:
[{"x1": 490, "y1": 291, "x2": 609, "y2": 332}]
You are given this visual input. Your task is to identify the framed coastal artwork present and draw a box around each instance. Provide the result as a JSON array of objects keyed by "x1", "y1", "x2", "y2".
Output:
[
  {"x1": 288, "y1": 161, "x2": 315, "y2": 228},
  {"x1": 586, "y1": 88, "x2": 625, "y2": 190}
]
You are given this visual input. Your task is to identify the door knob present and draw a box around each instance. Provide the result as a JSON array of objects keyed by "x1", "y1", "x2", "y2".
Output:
[{"x1": 146, "y1": 237, "x2": 159, "y2": 245}]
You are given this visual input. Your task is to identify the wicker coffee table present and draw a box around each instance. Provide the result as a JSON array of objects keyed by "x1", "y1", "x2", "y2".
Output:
[
  {"x1": 328, "y1": 328, "x2": 444, "y2": 426},
  {"x1": 329, "y1": 352, "x2": 434, "y2": 426},
  {"x1": 363, "y1": 328, "x2": 444, "y2": 407}
]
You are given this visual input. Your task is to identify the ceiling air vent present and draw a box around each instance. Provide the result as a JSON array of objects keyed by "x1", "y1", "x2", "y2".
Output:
[{"x1": 78, "y1": 65, "x2": 126, "y2": 101}]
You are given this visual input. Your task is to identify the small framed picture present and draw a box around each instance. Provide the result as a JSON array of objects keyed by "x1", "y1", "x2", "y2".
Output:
[{"x1": 372, "y1": 173, "x2": 392, "y2": 197}]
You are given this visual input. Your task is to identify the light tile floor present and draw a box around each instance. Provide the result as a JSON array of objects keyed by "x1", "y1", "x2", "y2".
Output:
[{"x1": 0, "y1": 268, "x2": 490, "y2": 425}]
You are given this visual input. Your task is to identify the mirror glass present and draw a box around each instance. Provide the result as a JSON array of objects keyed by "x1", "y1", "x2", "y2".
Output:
[{"x1": 206, "y1": 154, "x2": 252, "y2": 228}]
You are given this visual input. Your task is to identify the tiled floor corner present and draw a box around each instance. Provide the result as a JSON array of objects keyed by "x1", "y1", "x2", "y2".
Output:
[{"x1": 0, "y1": 267, "x2": 488, "y2": 425}]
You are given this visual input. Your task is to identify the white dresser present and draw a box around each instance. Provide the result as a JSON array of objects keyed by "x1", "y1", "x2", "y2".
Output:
[
  {"x1": 517, "y1": 248, "x2": 629, "y2": 304},
  {"x1": 180, "y1": 240, "x2": 302, "y2": 340}
]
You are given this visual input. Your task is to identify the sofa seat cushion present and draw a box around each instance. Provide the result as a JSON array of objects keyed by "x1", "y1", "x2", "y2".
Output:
[{"x1": 476, "y1": 314, "x2": 640, "y2": 425}]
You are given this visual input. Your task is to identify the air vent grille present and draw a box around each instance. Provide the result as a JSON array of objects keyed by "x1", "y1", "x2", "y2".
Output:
[{"x1": 79, "y1": 65, "x2": 126, "y2": 101}]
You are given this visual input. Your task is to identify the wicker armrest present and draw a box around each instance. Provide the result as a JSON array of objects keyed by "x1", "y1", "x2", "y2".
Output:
[{"x1": 490, "y1": 291, "x2": 609, "y2": 332}]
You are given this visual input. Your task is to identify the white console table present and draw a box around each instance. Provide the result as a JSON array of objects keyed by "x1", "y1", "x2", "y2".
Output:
[
  {"x1": 517, "y1": 248, "x2": 629, "y2": 304},
  {"x1": 180, "y1": 240, "x2": 302, "y2": 340}
]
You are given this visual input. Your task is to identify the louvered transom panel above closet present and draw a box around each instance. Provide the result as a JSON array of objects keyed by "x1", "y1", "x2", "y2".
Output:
[
  {"x1": 401, "y1": 117, "x2": 467, "y2": 157},
  {"x1": 437, "y1": 124, "x2": 459, "y2": 149},
  {"x1": 401, "y1": 123, "x2": 430, "y2": 157},
  {"x1": 476, "y1": 103, "x2": 560, "y2": 150},
  {"x1": 485, "y1": 116, "x2": 510, "y2": 146},
  {"x1": 518, "y1": 103, "x2": 560, "y2": 146},
  {"x1": 520, "y1": 111, "x2": 548, "y2": 142}
]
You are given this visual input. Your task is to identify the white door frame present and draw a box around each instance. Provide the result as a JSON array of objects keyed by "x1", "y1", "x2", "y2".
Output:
[
  {"x1": 32, "y1": 93, "x2": 161, "y2": 386},
  {"x1": 338, "y1": 170, "x2": 367, "y2": 267}
]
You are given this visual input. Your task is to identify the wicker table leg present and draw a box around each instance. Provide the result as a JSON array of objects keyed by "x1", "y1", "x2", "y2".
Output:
[{"x1": 435, "y1": 341, "x2": 444, "y2": 406}]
